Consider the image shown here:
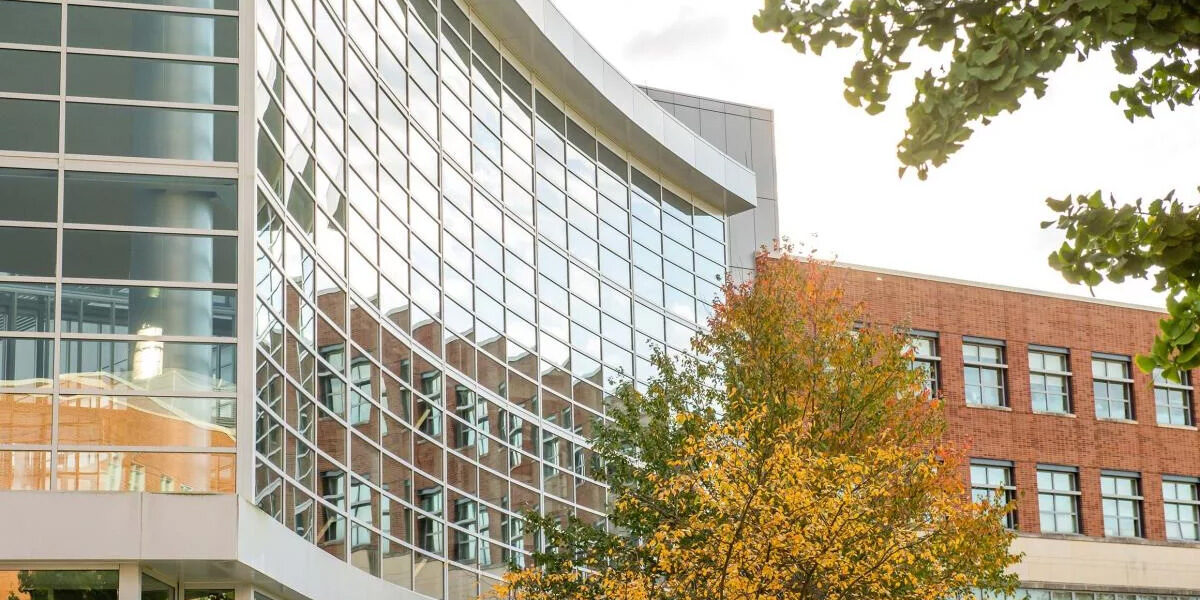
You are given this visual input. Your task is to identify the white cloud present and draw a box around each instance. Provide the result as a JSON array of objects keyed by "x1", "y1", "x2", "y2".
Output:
[{"x1": 553, "y1": 0, "x2": 1198, "y2": 308}]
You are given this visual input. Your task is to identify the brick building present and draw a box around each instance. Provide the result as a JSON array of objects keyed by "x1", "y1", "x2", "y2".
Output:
[{"x1": 832, "y1": 263, "x2": 1200, "y2": 598}]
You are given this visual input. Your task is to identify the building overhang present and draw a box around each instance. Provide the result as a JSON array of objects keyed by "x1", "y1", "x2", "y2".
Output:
[
  {"x1": 466, "y1": 0, "x2": 759, "y2": 215},
  {"x1": 0, "y1": 492, "x2": 423, "y2": 600}
]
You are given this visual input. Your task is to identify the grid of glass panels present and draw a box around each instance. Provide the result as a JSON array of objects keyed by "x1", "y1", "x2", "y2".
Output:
[
  {"x1": 1093, "y1": 355, "x2": 1133, "y2": 420},
  {"x1": 1163, "y1": 477, "x2": 1200, "y2": 541},
  {"x1": 1028, "y1": 348, "x2": 1070, "y2": 414},
  {"x1": 1038, "y1": 466, "x2": 1080, "y2": 534},
  {"x1": 249, "y1": 0, "x2": 728, "y2": 596},
  {"x1": 0, "y1": 0, "x2": 239, "y2": 493},
  {"x1": 970, "y1": 460, "x2": 1016, "y2": 529},
  {"x1": 963, "y1": 341, "x2": 1006, "y2": 407},
  {"x1": 1100, "y1": 472, "x2": 1143, "y2": 538},
  {"x1": 1154, "y1": 369, "x2": 1193, "y2": 426}
]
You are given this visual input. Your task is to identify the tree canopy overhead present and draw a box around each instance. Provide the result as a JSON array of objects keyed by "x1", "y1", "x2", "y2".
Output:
[
  {"x1": 496, "y1": 253, "x2": 1019, "y2": 600},
  {"x1": 755, "y1": 0, "x2": 1200, "y2": 377}
]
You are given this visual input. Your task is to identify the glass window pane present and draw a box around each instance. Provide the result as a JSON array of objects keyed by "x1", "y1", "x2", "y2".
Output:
[
  {"x1": 60, "y1": 284, "x2": 236, "y2": 337},
  {"x1": 0, "y1": 570, "x2": 119, "y2": 597},
  {"x1": 0, "y1": 0, "x2": 61, "y2": 45},
  {"x1": 0, "y1": 168, "x2": 58, "y2": 223},
  {"x1": 0, "y1": 227, "x2": 55, "y2": 277},
  {"x1": 0, "y1": 393, "x2": 51, "y2": 444},
  {"x1": 59, "y1": 339, "x2": 236, "y2": 393},
  {"x1": 64, "y1": 172, "x2": 238, "y2": 230},
  {"x1": 0, "y1": 283, "x2": 54, "y2": 332},
  {"x1": 0, "y1": 49, "x2": 60, "y2": 94},
  {"x1": 54, "y1": 451, "x2": 235, "y2": 492},
  {"x1": 67, "y1": 54, "x2": 239, "y2": 105},
  {"x1": 68, "y1": 6, "x2": 237, "y2": 57},
  {"x1": 0, "y1": 99, "x2": 59, "y2": 153},
  {"x1": 65, "y1": 103, "x2": 238, "y2": 161},
  {"x1": 0, "y1": 337, "x2": 52, "y2": 388},
  {"x1": 62, "y1": 230, "x2": 237, "y2": 283},
  {"x1": 58, "y1": 395, "x2": 236, "y2": 448},
  {"x1": 0, "y1": 450, "x2": 51, "y2": 489}
]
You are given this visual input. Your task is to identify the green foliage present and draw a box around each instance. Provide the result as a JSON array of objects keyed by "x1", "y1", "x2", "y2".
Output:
[
  {"x1": 1042, "y1": 191, "x2": 1200, "y2": 379},
  {"x1": 754, "y1": 0, "x2": 1200, "y2": 179},
  {"x1": 755, "y1": 0, "x2": 1200, "y2": 373}
]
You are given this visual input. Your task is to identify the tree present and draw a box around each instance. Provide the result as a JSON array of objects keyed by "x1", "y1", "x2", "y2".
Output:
[
  {"x1": 495, "y1": 252, "x2": 1019, "y2": 600},
  {"x1": 753, "y1": 0, "x2": 1200, "y2": 377}
]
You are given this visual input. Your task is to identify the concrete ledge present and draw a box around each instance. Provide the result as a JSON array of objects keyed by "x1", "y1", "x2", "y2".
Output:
[{"x1": 1013, "y1": 534, "x2": 1200, "y2": 593}]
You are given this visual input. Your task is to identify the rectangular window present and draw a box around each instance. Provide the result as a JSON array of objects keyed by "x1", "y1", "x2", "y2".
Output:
[
  {"x1": 0, "y1": 98, "x2": 59, "y2": 153},
  {"x1": 1093, "y1": 355, "x2": 1133, "y2": 420},
  {"x1": 64, "y1": 172, "x2": 238, "y2": 230},
  {"x1": 0, "y1": 0, "x2": 62, "y2": 46},
  {"x1": 67, "y1": 5, "x2": 237, "y2": 57},
  {"x1": 1154, "y1": 369, "x2": 1193, "y2": 426},
  {"x1": 963, "y1": 340, "x2": 1006, "y2": 407},
  {"x1": 907, "y1": 334, "x2": 939, "y2": 394},
  {"x1": 1101, "y1": 472, "x2": 1143, "y2": 538},
  {"x1": 62, "y1": 230, "x2": 237, "y2": 284},
  {"x1": 970, "y1": 460, "x2": 1016, "y2": 529},
  {"x1": 0, "y1": 49, "x2": 60, "y2": 95},
  {"x1": 0, "y1": 337, "x2": 52, "y2": 388},
  {"x1": 65, "y1": 103, "x2": 238, "y2": 161},
  {"x1": 0, "y1": 283, "x2": 54, "y2": 333},
  {"x1": 67, "y1": 54, "x2": 238, "y2": 105},
  {"x1": 0, "y1": 168, "x2": 58, "y2": 223},
  {"x1": 60, "y1": 285, "x2": 236, "y2": 337},
  {"x1": 0, "y1": 570, "x2": 118, "y2": 598},
  {"x1": 1163, "y1": 477, "x2": 1200, "y2": 541},
  {"x1": 1037, "y1": 466, "x2": 1080, "y2": 534},
  {"x1": 1029, "y1": 347, "x2": 1071, "y2": 414}
]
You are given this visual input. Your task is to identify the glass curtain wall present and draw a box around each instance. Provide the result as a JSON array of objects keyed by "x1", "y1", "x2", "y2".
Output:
[
  {"x1": 0, "y1": 0, "x2": 240, "y2": 492},
  {"x1": 250, "y1": 0, "x2": 727, "y2": 597}
]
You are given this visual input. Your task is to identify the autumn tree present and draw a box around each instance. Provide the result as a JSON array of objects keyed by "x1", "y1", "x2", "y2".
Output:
[
  {"x1": 754, "y1": 0, "x2": 1200, "y2": 377},
  {"x1": 495, "y1": 253, "x2": 1020, "y2": 600}
]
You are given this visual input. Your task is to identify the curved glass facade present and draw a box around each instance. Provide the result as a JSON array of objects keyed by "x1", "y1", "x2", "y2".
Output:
[{"x1": 250, "y1": 0, "x2": 727, "y2": 596}]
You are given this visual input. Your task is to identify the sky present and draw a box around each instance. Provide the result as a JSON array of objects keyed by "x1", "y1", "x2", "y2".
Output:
[{"x1": 553, "y1": 0, "x2": 1200, "y2": 308}]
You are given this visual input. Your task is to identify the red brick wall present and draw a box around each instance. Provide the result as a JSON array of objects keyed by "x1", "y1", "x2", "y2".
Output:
[{"x1": 829, "y1": 265, "x2": 1198, "y2": 541}]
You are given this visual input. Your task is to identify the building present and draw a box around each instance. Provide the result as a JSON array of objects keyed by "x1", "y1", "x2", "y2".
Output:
[
  {"x1": 833, "y1": 263, "x2": 1200, "y2": 599},
  {"x1": 0, "y1": 0, "x2": 776, "y2": 598}
]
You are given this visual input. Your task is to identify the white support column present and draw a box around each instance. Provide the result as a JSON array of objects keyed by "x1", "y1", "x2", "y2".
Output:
[{"x1": 118, "y1": 563, "x2": 141, "y2": 600}]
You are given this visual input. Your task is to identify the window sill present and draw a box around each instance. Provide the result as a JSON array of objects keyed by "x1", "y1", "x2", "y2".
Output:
[
  {"x1": 1156, "y1": 422, "x2": 1198, "y2": 431},
  {"x1": 1097, "y1": 417, "x2": 1138, "y2": 425},
  {"x1": 965, "y1": 403, "x2": 1012, "y2": 412},
  {"x1": 1031, "y1": 410, "x2": 1076, "y2": 418}
]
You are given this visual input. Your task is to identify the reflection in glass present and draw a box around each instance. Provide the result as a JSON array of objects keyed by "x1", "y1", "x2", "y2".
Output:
[
  {"x1": 66, "y1": 103, "x2": 238, "y2": 161},
  {"x1": 61, "y1": 285, "x2": 236, "y2": 337},
  {"x1": 58, "y1": 394, "x2": 236, "y2": 448},
  {"x1": 0, "y1": 168, "x2": 57, "y2": 223},
  {"x1": 54, "y1": 451, "x2": 235, "y2": 492},
  {"x1": 64, "y1": 172, "x2": 238, "y2": 230},
  {"x1": 62, "y1": 230, "x2": 237, "y2": 284},
  {"x1": 68, "y1": 6, "x2": 237, "y2": 57},
  {"x1": 59, "y1": 340, "x2": 235, "y2": 393},
  {"x1": 0, "y1": 570, "x2": 118, "y2": 599},
  {"x1": 0, "y1": 394, "x2": 51, "y2": 444},
  {"x1": 68, "y1": 54, "x2": 238, "y2": 105},
  {"x1": 0, "y1": 283, "x2": 53, "y2": 332},
  {"x1": 0, "y1": 338, "x2": 51, "y2": 388},
  {"x1": 0, "y1": 451, "x2": 50, "y2": 490}
]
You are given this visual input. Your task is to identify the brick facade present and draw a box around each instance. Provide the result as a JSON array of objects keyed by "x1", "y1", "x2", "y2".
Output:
[{"x1": 830, "y1": 264, "x2": 1200, "y2": 543}]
